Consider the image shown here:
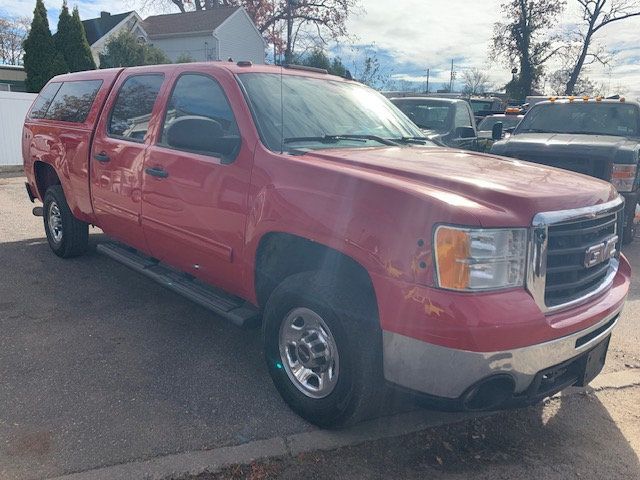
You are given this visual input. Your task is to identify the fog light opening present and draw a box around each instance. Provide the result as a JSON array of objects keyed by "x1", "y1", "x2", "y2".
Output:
[{"x1": 462, "y1": 376, "x2": 514, "y2": 411}]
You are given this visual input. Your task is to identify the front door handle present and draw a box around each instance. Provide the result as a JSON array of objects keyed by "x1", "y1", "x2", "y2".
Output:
[
  {"x1": 94, "y1": 151, "x2": 110, "y2": 163},
  {"x1": 145, "y1": 167, "x2": 169, "y2": 179}
]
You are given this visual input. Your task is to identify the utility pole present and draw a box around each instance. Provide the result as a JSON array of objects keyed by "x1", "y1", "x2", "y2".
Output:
[
  {"x1": 425, "y1": 68, "x2": 430, "y2": 93},
  {"x1": 449, "y1": 60, "x2": 455, "y2": 93},
  {"x1": 284, "y1": 0, "x2": 297, "y2": 64}
]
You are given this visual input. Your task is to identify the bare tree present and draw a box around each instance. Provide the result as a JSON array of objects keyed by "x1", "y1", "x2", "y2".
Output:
[
  {"x1": 548, "y1": 69, "x2": 596, "y2": 95},
  {"x1": 0, "y1": 16, "x2": 30, "y2": 65},
  {"x1": 461, "y1": 68, "x2": 492, "y2": 95},
  {"x1": 492, "y1": 0, "x2": 566, "y2": 101},
  {"x1": 565, "y1": 0, "x2": 640, "y2": 94}
]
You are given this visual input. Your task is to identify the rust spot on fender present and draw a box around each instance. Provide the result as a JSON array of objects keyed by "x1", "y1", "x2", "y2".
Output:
[
  {"x1": 384, "y1": 261, "x2": 403, "y2": 279},
  {"x1": 404, "y1": 287, "x2": 444, "y2": 317}
]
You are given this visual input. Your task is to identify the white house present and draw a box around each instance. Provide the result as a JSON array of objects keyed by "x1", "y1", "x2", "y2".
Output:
[
  {"x1": 81, "y1": 11, "x2": 148, "y2": 67},
  {"x1": 143, "y1": 7, "x2": 266, "y2": 64}
]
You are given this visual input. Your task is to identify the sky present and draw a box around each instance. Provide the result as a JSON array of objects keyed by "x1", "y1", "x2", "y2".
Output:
[{"x1": 2, "y1": 0, "x2": 640, "y2": 98}]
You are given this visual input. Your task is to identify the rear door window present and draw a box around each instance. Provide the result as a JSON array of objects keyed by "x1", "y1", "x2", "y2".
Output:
[
  {"x1": 44, "y1": 80, "x2": 103, "y2": 123},
  {"x1": 29, "y1": 82, "x2": 62, "y2": 119},
  {"x1": 108, "y1": 74, "x2": 164, "y2": 142}
]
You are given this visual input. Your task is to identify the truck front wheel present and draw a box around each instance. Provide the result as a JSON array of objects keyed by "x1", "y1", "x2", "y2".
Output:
[
  {"x1": 263, "y1": 271, "x2": 383, "y2": 428},
  {"x1": 43, "y1": 185, "x2": 89, "y2": 258}
]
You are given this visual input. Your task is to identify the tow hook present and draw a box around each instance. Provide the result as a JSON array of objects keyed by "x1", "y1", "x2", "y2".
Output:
[{"x1": 32, "y1": 206, "x2": 44, "y2": 217}]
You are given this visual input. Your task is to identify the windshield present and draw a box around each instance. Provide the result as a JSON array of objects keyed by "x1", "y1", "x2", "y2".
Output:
[
  {"x1": 478, "y1": 116, "x2": 522, "y2": 131},
  {"x1": 238, "y1": 72, "x2": 425, "y2": 151},
  {"x1": 516, "y1": 103, "x2": 640, "y2": 137},
  {"x1": 470, "y1": 100, "x2": 495, "y2": 113},
  {"x1": 391, "y1": 99, "x2": 453, "y2": 132}
]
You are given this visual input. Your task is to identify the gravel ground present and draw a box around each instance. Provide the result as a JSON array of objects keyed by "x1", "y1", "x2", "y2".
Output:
[
  {"x1": 1, "y1": 174, "x2": 638, "y2": 480},
  {"x1": 177, "y1": 385, "x2": 640, "y2": 480}
]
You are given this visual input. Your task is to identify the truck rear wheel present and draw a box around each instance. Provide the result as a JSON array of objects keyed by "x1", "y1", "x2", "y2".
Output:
[
  {"x1": 43, "y1": 185, "x2": 88, "y2": 258},
  {"x1": 263, "y1": 271, "x2": 383, "y2": 428}
]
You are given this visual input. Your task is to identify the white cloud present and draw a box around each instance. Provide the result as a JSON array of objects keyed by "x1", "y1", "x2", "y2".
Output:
[{"x1": 344, "y1": 0, "x2": 640, "y2": 98}]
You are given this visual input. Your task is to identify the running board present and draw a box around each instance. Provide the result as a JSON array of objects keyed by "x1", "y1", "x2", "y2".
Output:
[{"x1": 96, "y1": 242, "x2": 259, "y2": 328}]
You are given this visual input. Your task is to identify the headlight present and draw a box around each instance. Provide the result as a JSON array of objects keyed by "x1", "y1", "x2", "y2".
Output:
[
  {"x1": 434, "y1": 226, "x2": 527, "y2": 291},
  {"x1": 611, "y1": 164, "x2": 638, "y2": 192}
]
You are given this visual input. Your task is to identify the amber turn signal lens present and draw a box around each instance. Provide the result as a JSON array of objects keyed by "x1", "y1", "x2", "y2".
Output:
[{"x1": 434, "y1": 227, "x2": 470, "y2": 290}]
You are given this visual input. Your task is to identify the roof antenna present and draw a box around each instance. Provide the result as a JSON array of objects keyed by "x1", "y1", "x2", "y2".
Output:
[{"x1": 280, "y1": 64, "x2": 284, "y2": 154}]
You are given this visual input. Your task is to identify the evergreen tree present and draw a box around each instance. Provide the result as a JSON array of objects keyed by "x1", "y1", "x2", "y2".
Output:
[
  {"x1": 99, "y1": 31, "x2": 169, "y2": 68},
  {"x1": 54, "y1": 2, "x2": 72, "y2": 64},
  {"x1": 50, "y1": 50, "x2": 70, "y2": 77},
  {"x1": 55, "y1": 3, "x2": 95, "y2": 72},
  {"x1": 23, "y1": 0, "x2": 67, "y2": 92},
  {"x1": 70, "y1": 7, "x2": 96, "y2": 71}
]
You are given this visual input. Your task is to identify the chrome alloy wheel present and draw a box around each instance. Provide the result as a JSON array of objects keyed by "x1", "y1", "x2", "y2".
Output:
[
  {"x1": 278, "y1": 307, "x2": 340, "y2": 399},
  {"x1": 48, "y1": 201, "x2": 63, "y2": 244}
]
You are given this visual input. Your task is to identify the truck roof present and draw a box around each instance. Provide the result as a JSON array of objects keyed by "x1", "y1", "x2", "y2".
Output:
[
  {"x1": 532, "y1": 98, "x2": 640, "y2": 108},
  {"x1": 49, "y1": 61, "x2": 352, "y2": 84},
  {"x1": 390, "y1": 96, "x2": 466, "y2": 105}
]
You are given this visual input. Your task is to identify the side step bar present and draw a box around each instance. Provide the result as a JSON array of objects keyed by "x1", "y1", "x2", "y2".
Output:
[{"x1": 96, "y1": 242, "x2": 259, "y2": 328}]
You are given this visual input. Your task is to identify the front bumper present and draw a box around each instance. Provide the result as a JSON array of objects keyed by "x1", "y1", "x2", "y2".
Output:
[{"x1": 383, "y1": 305, "x2": 620, "y2": 401}]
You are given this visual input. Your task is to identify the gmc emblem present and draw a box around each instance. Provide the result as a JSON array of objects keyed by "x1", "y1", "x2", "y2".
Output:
[{"x1": 584, "y1": 235, "x2": 618, "y2": 268}]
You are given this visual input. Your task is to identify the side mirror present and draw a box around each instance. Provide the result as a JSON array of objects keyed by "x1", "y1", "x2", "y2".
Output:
[
  {"x1": 455, "y1": 126, "x2": 476, "y2": 139},
  {"x1": 492, "y1": 122, "x2": 504, "y2": 141},
  {"x1": 166, "y1": 115, "x2": 241, "y2": 162}
]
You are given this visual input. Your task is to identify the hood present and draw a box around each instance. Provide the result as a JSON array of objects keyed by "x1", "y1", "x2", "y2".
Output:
[
  {"x1": 301, "y1": 146, "x2": 618, "y2": 228},
  {"x1": 494, "y1": 133, "x2": 639, "y2": 168}
]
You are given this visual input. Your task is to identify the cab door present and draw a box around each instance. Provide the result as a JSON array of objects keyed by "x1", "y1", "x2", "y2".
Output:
[
  {"x1": 90, "y1": 72, "x2": 166, "y2": 251},
  {"x1": 141, "y1": 71, "x2": 253, "y2": 295}
]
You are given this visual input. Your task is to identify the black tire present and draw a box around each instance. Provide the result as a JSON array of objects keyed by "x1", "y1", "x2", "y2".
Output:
[
  {"x1": 263, "y1": 271, "x2": 383, "y2": 428},
  {"x1": 43, "y1": 185, "x2": 89, "y2": 258}
]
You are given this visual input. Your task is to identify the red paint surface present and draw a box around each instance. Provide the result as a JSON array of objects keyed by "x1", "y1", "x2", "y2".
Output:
[{"x1": 23, "y1": 62, "x2": 630, "y2": 353}]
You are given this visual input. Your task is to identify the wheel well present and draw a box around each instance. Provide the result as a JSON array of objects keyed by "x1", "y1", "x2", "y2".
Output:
[
  {"x1": 34, "y1": 162, "x2": 61, "y2": 199},
  {"x1": 255, "y1": 232, "x2": 377, "y2": 311}
]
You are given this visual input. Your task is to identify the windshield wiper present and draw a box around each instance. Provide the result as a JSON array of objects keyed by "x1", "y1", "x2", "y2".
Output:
[
  {"x1": 390, "y1": 136, "x2": 431, "y2": 145},
  {"x1": 283, "y1": 134, "x2": 399, "y2": 146},
  {"x1": 520, "y1": 128, "x2": 550, "y2": 133}
]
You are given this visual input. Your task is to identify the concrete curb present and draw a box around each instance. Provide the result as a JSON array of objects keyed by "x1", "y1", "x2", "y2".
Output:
[
  {"x1": 0, "y1": 165, "x2": 23, "y2": 174},
  {"x1": 48, "y1": 369, "x2": 640, "y2": 480}
]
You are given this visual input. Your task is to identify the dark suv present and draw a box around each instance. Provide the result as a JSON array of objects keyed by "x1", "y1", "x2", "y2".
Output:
[
  {"x1": 491, "y1": 98, "x2": 639, "y2": 243},
  {"x1": 390, "y1": 97, "x2": 478, "y2": 150}
]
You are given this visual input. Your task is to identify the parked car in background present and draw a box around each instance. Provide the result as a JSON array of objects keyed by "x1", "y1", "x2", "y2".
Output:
[
  {"x1": 23, "y1": 64, "x2": 630, "y2": 428},
  {"x1": 468, "y1": 96, "x2": 506, "y2": 123},
  {"x1": 476, "y1": 112, "x2": 524, "y2": 151},
  {"x1": 477, "y1": 111, "x2": 524, "y2": 138},
  {"x1": 491, "y1": 98, "x2": 639, "y2": 243},
  {"x1": 390, "y1": 97, "x2": 478, "y2": 149}
]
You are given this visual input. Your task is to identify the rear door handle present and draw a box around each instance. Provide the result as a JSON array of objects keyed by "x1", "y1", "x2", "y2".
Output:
[
  {"x1": 145, "y1": 167, "x2": 169, "y2": 179},
  {"x1": 94, "y1": 151, "x2": 110, "y2": 163}
]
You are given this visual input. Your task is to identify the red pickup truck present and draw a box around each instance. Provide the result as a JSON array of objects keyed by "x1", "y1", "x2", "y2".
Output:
[{"x1": 23, "y1": 62, "x2": 630, "y2": 427}]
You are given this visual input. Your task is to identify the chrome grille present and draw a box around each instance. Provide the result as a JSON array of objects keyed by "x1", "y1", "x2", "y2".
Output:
[
  {"x1": 527, "y1": 197, "x2": 625, "y2": 313},
  {"x1": 545, "y1": 210, "x2": 622, "y2": 307}
]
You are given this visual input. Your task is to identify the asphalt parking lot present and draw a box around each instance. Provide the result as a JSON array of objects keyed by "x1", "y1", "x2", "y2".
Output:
[{"x1": 0, "y1": 173, "x2": 638, "y2": 480}]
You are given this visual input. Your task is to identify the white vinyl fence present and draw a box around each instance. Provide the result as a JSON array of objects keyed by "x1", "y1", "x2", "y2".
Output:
[{"x1": 0, "y1": 91, "x2": 36, "y2": 167}]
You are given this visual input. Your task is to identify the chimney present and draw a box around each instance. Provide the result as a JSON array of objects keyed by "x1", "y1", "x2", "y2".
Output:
[{"x1": 100, "y1": 11, "x2": 110, "y2": 19}]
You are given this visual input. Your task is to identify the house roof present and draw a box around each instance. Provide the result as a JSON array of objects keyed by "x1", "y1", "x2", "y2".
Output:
[
  {"x1": 143, "y1": 7, "x2": 240, "y2": 37},
  {"x1": 82, "y1": 11, "x2": 134, "y2": 45}
]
